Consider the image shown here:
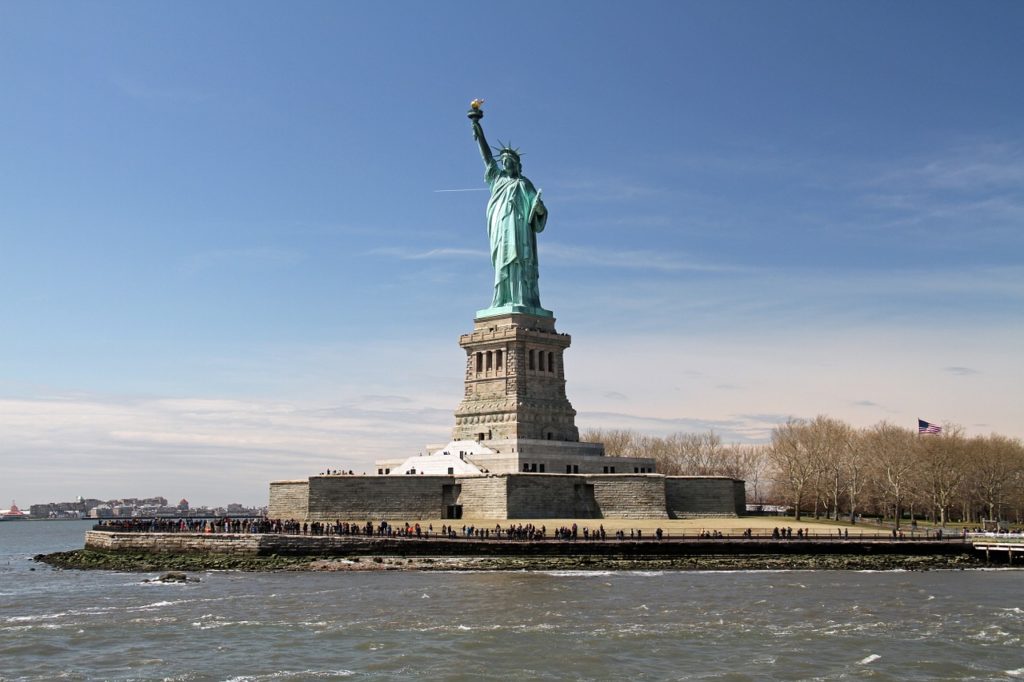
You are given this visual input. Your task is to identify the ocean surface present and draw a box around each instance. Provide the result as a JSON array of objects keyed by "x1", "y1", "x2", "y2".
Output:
[{"x1": 1, "y1": 521, "x2": 1023, "y2": 681}]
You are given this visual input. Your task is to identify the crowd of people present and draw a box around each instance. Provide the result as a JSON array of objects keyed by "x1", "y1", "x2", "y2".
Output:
[
  {"x1": 95, "y1": 518, "x2": 955, "y2": 541},
  {"x1": 95, "y1": 517, "x2": 270, "y2": 534}
]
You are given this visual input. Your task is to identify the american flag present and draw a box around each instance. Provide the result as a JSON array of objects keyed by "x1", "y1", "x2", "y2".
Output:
[{"x1": 918, "y1": 419, "x2": 942, "y2": 435}]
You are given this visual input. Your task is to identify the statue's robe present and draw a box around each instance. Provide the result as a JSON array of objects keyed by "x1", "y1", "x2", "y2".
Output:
[{"x1": 484, "y1": 159, "x2": 546, "y2": 309}]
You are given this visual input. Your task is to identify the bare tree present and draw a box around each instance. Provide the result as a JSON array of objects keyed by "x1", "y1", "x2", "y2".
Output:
[
  {"x1": 845, "y1": 429, "x2": 870, "y2": 523},
  {"x1": 802, "y1": 416, "x2": 855, "y2": 520},
  {"x1": 730, "y1": 443, "x2": 772, "y2": 503},
  {"x1": 581, "y1": 428, "x2": 643, "y2": 458},
  {"x1": 916, "y1": 424, "x2": 967, "y2": 527},
  {"x1": 660, "y1": 431, "x2": 727, "y2": 475},
  {"x1": 589, "y1": 419, "x2": 1023, "y2": 526},
  {"x1": 969, "y1": 434, "x2": 1024, "y2": 523},
  {"x1": 864, "y1": 421, "x2": 917, "y2": 529},
  {"x1": 767, "y1": 419, "x2": 820, "y2": 521}
]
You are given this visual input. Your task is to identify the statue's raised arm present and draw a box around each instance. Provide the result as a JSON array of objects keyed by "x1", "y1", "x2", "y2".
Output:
[{"x1": 467, "y1": 99, "x2": 493, "y2": 167}]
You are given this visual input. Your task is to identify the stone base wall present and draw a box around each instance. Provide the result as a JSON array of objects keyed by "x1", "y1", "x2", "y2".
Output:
[
  {"x1": 733, "y1": 480, "x2": 746, "y2": 516},
  {"x1": 505, "y1": 475, "x2": 595, "y2": 518},
  {"x1": 665, "y1": 477, "x2": 745, "y2": 518},
  {"x1": 306, "y1": 475, "x2": 452, "y2": 521},
  {"x1": 592, "y1": 476, "x2": 669, "y2": 519},
  {"x1": 268, "y1": 481, "x2": 309, "y2": 520},
  {"x1": 458, "y1": 477, "x2": 508, "y2": 518},
  {"x1": 269, "y1": 473, "x2": 745, "y2": 521},
  {"x1": 85, "y1": 530, "x2": 261, "y2": 554}
]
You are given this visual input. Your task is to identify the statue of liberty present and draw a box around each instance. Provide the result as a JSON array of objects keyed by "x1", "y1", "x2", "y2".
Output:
[{"x1": 468, "y1": 100, "x2": 552, "y2": 318}]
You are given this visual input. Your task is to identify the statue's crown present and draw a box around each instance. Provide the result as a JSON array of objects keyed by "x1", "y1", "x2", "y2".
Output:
[{"x1": 494, "y1": 141, "x2": 522, "y2": 161}]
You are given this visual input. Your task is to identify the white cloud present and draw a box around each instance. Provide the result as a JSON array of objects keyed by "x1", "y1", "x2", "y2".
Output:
[
  {"x1": 541, "y1": 243, "x2": 741, "y2": 273},
  {"x1": 886, "y1": 141, "x2": 1024, "y2": 192},
  {"x1": 368, "y1": 246, "x2": 486, "y2": 260},
  {"x1": 567, "y1": 325, "x2": 1024, "y2": 444},
  {"x1": 2, "y1": 312, "x2": 1021, "y2": 508},
  {"x1": 0, "y1": 394, "x2": 452, "y2": 507},
  {"x1": 853, "y1": 140, "x2": 1024, "y2": 240},
  {"x1": 551, "y1": 174, "x2": 664, "y2": 203},
  {"x1": 549, "y1": 263, "x2": 1024, "y2": 336}
]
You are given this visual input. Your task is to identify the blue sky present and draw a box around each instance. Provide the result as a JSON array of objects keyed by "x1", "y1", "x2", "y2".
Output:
[{"x1": 2, "y1": 2, "x2": 1022, "y2": 506}]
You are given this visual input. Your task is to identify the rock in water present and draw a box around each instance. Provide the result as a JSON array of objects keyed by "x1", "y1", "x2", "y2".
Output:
[{"x1": 147, "y1": 571, "x2": 197, "y2": 583}]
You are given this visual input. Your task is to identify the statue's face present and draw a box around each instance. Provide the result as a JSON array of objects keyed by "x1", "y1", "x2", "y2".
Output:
[{"x1": 502, "y1": 154, "x2": 521, "y2": 177}]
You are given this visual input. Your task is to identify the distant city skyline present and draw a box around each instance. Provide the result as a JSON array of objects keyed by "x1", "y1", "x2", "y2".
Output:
[
  {"x1": 25, "y1": 494, "x2": 266, "y2": 519},
  {"x1": 2, "y1": 3, "x2": 1022, "y2": 506}
]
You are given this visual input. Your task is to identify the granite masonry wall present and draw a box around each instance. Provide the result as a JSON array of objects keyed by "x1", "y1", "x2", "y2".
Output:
[
  {"x1": 305, "y1": 475, "x2": 451, "y2": 521},
  {"x1": 85, "y1": 530, "x2": 261, "y2": 554},
  {"x1": 458, "y1": 476, "x2": 509, "y2": 518},
  {"x1": 268, "y1": 481, "x2": 309, "y2": 520},
  {"x1": 505, "y1": 475, "x2": 596, "y2": 518},
  {"x1": 591, "y1": 475, "x2": 670, "y2": 519},
  {"x1": 268, "y1": 473, "x2": 745, "y2": 520},
  {"x1": 733, "y1": 480, "x2": 746, "y2": 516},
  {"x1": 664, "y1": 477, "x2": 745, "y2": 518}
]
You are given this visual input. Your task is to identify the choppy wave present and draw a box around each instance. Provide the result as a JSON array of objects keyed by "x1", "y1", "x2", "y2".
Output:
[
  {"x1": 223, "y1": 671, "x2": 355, "y2": 681},
  {"x1": 5, "y1": 522, "x2": 1024, "y2": 681}
]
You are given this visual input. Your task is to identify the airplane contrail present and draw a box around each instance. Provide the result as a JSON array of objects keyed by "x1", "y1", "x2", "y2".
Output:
[{"x1": 433, "y1": 188, "x2": 489, "y2": 193}]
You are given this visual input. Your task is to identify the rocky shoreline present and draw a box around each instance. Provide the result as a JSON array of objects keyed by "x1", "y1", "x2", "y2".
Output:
[{"x1": 35, "y1": 549, "x2": 984, "y2": 572}]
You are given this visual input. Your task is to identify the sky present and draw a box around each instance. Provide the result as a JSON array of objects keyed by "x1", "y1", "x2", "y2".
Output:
[{"x1": 1, "y1": 2, "x2": 1022, "y2": 507}]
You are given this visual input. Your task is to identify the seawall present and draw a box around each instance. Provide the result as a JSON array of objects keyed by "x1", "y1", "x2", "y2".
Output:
[{"x1": 83, "y1": 530, "x2": 972, "y2": 559}]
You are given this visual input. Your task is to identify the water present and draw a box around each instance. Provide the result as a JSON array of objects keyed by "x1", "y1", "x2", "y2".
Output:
[{"x1": 2, "y1": 522, "x2": 1023, "y2": 681}]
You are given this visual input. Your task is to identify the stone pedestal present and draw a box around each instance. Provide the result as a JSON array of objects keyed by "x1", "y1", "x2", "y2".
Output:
[{"x1": 453, "y1": 313, "x2": 579, "y2": 443}]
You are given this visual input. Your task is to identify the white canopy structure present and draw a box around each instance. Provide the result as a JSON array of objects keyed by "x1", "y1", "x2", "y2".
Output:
[{"x1": 387, "y1": 440, "x2": 493, "y2": 476}]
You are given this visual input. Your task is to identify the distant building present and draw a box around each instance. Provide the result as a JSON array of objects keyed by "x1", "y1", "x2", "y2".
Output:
[
  {"x1": 89, "y1": 505, "x2": 114, "y2": 519},
  {"x1": 112, "y1": 505, "x2": 134, "y2": 517},
  {"x1": 26, "y1": 494, "x2": 265, "y2": 519},
  {"x1": 746, "y1": 504, "x2": 791, "y2": 516}
]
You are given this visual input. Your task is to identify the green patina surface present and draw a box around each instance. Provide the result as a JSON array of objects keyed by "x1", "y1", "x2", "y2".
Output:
[
  {"x1": 475, "y1": 303, "x2": 553, "y2": 319},
  {"x1": 469, "y1": 104, "x2": 552, "y2": 319}
]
